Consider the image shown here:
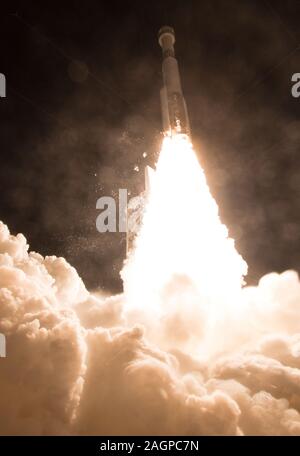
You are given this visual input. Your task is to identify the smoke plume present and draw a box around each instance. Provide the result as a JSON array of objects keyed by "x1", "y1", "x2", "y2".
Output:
[{"x1": 0, "y1": 220, "x2": 300, "y2": 435}]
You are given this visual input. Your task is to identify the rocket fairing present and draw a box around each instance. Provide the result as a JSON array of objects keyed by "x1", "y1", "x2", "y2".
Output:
[{"x1": 158, "y1": 26, "x2": 191, "y2": 137}]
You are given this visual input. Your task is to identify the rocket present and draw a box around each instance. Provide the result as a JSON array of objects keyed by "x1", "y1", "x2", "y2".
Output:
[
  {"x1": 158, "y1": 26, "x2": 191, "y2": 137},
  {"x1": 126, "y1": 27, "x2": 191, "y2": 255}
]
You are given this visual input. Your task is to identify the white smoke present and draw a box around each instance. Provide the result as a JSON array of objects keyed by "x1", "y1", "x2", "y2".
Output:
[{"x1": 0, "y1": 221, "x2": 300, "y2": 435}]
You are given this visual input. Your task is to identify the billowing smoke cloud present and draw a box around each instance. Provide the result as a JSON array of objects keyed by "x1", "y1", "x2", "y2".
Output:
[{"x1": 1, "y1": 221, "x2": 300, "y2": 435}]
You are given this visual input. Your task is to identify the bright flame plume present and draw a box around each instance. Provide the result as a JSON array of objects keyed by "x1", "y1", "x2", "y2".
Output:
[{"x1": 122, "y1": 135, "x2": 247, "y2": 341}]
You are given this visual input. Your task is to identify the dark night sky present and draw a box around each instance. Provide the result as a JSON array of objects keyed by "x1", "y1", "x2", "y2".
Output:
[{"x1": 0, "y1": 0, "x2": 299, "y2": 292}]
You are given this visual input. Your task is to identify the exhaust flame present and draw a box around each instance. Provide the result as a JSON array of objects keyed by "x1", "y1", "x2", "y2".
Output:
[
  {"x1": 122, "y1": 135, "x2": 247, "y2": 348},
  {"x1": 1, "y1": 154, "x2": 300, "y2": 433}
]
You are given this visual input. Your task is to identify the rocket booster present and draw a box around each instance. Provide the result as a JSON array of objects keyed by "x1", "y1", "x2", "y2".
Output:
[{"x1": 158, "y1": 26, "x2": 191, "y2": 137}]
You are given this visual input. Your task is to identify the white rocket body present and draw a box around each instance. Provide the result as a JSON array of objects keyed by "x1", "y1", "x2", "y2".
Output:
[
  {"x1": 126, "y1": 27, "x2": 191, "y2": 255},
  {"x1": 158, "y1": 26, "x2": 191, "y2": 137}
]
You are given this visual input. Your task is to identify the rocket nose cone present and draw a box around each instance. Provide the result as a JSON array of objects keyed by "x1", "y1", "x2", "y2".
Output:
[{"x1": 158, "y1": 26, "x2": 175, "y2": 47}]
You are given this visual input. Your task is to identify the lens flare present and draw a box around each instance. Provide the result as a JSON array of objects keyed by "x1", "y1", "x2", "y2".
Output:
[{"x1": 122, "y1": 135, "x2": 247, "y2": 344}]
